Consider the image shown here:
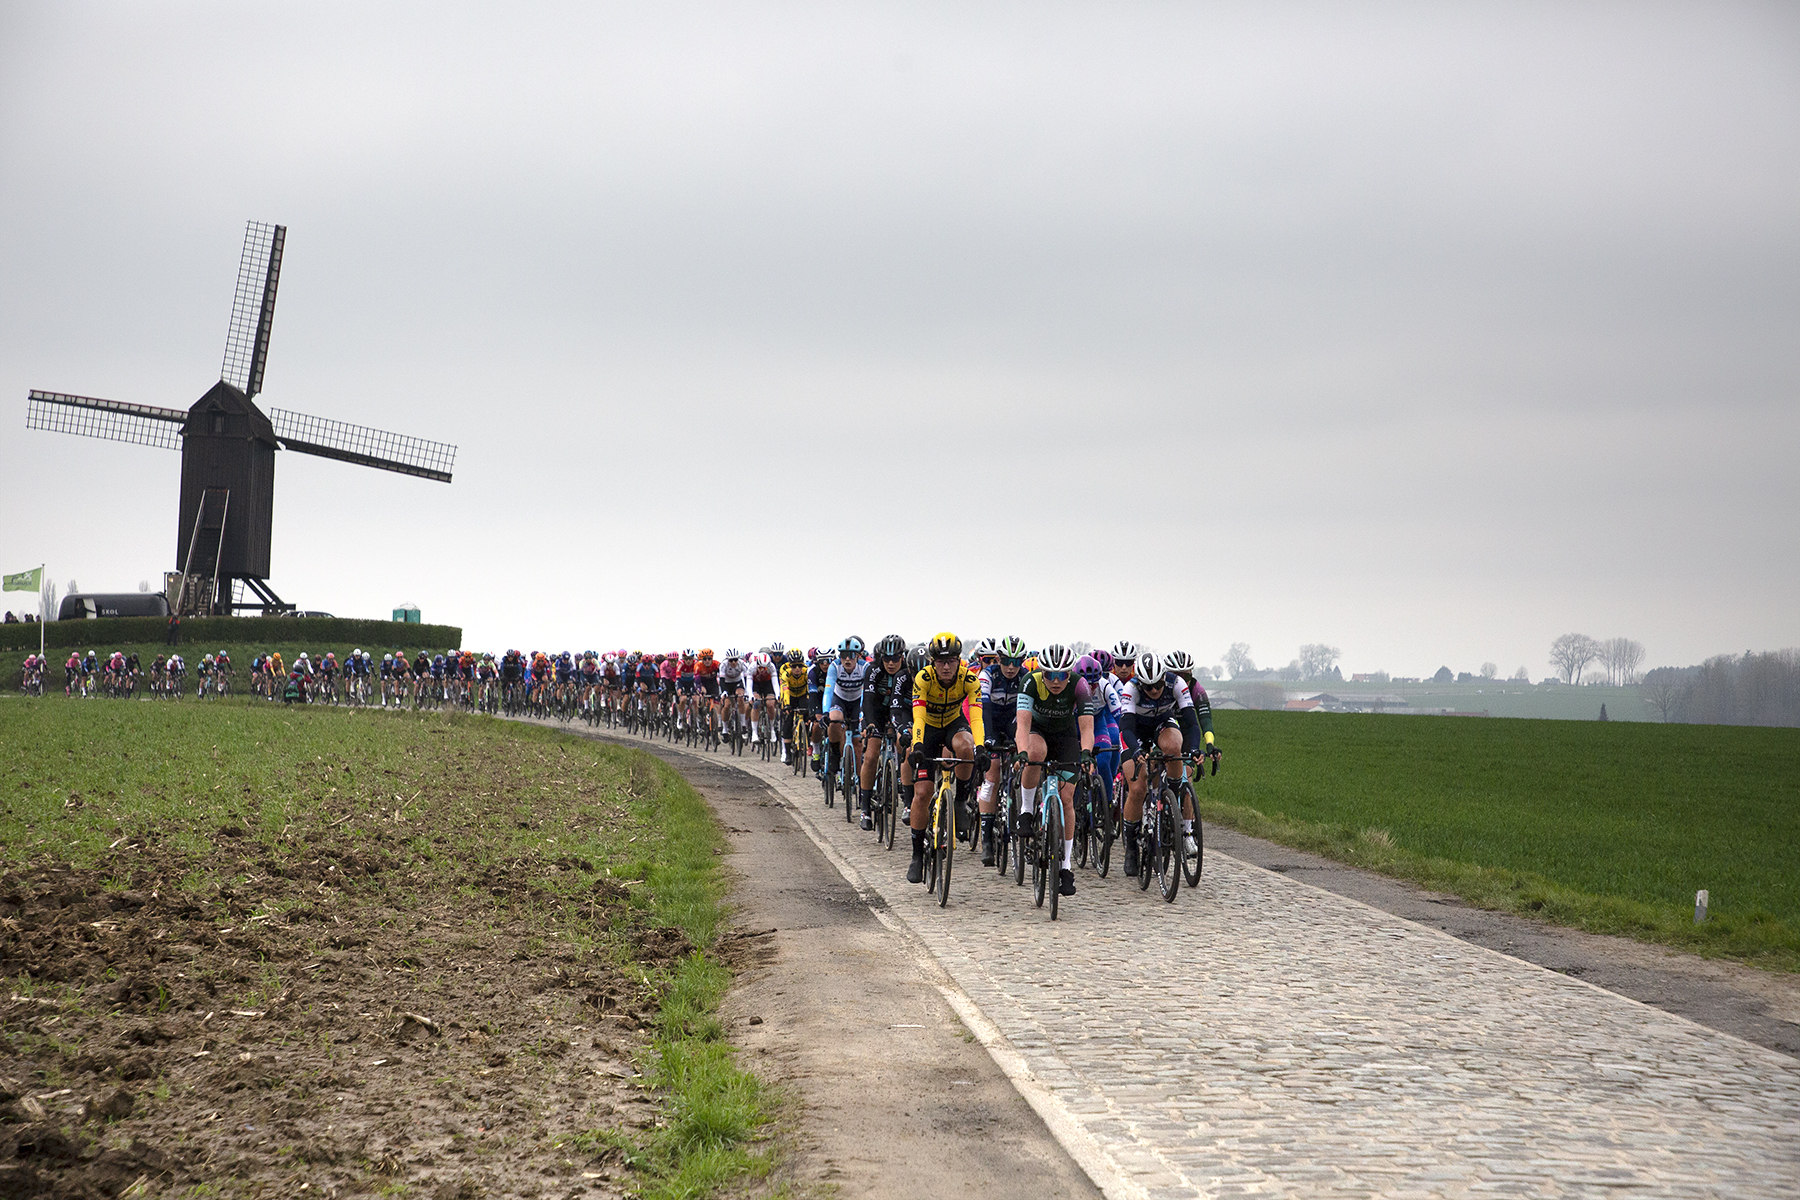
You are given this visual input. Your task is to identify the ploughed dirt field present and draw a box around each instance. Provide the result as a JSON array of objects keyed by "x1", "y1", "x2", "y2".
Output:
[{"x1": 0, "y1": 702, "x2": 750, "y2": 1200}]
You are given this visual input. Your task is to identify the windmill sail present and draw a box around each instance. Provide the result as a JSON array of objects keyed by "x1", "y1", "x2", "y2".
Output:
[
  {"x1": 25, "y1": 390, "x2": 185, "y2": 450},
  {"x1": 269, "y1": 408, "x2": 456, "y2": 483},
  {"x1": 220, "y1": 222, "x2": 285, "y2": 398}
]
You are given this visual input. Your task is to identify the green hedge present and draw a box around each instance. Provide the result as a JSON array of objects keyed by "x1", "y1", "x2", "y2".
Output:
[{"x1": 0, "y1": 615, "x2": 461, "y2": 653}]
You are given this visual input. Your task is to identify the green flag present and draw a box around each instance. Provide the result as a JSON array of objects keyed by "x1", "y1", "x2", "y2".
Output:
[{"x1": 3, "y1": 567, "x2": 42, "y2": 593}]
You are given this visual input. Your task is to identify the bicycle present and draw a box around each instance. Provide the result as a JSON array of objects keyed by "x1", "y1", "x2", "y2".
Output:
[
  {"x1": 872, "y1": 732, "x2": 904, "y2": 849},
  {"x1": 916, "y1": 756, "x2": 968, "y2": 908},
  {"x1": 1026, "y1": 759, "x2": 1084, "y2": 920},
  {"x1": 1135, "y1": 750, "x2": 1191, "y2": 902}
]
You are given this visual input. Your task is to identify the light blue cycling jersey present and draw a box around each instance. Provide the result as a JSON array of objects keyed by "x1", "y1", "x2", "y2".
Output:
[{"x1": 823, "y1": 654, "x2": 872, "y2": 705}]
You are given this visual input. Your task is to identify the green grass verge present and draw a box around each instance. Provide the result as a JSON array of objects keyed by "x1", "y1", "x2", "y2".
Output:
[
  {"x1": 1202, "y1": 711, "x2": 1800, "y2": 970},
  {"x1": 0, "y1": 699, "x2": 774, "y2": 1196}
]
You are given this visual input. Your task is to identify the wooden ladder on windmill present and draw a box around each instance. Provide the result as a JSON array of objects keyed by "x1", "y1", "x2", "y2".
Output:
[{"x1": 176, "y1": 487, "x2": 230, "y2": 617}]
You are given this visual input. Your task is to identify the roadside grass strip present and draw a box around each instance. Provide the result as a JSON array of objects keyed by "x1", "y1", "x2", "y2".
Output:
[
  {"x1": 1203, "y1": 711, "x2": 1800, "y2": 971},
  {"x1": 0, "y1": 701, "x2": 772, "y2": 1198}
]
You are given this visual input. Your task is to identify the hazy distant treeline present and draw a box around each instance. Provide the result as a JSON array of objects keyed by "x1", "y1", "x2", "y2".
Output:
[{"x1": 1641, "y1": 650, "x2": 1800, "y2": 727}]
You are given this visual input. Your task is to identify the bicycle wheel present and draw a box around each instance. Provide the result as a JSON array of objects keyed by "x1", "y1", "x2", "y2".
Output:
[
  {"x1": 885, "y1": 759, "x2": 901, "y2": 850},
  {"x1": 1011, "y1": 786, "x2": 1026, "y2": 887},
  {"x1": 1138, "y1": 794, "x2": 1156, "y2": 892},
  {"x1": 1032, "y1": 811, "x2": 1049, "y2": 909},
  {"x1": 996, "y1": 783, "x2": 1012, "y2": 877},
  {"x1": 1179, "y1": 783, "x2": 1203, "y2": 886},
  {"x1": 923, "y1": 780, "x2": 940, "y2": 893},
  {"x1": 1046, "y1": 788, "x2": 1064, "y2": 920},
  {"x1": 823, "y1": 747, "x2": 835, "y2": 808},
  {"x1": 1157, "y1": 791, "x2": 1181, "y2": 902},
  {"x1": 1073, "y1": 779, "x2": 1091, "y2": 870},
  {"x1": 935, "y1": 778, "x2": 954, "y2": 907}
]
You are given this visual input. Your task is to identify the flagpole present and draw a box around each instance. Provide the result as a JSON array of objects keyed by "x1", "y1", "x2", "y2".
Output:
[{"x1": 40, "y1": 564, "x2": 46, "y2": 664}]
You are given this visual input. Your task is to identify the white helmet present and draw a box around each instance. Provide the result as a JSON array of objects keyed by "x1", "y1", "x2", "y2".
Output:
[
  {"x1": 1136, "y1": 651, "x2": 1167, "y2": 687},
  {"x1": 1038, "y1": 644, "x2": 1078, "y2": 673},
  {"x1": 1111, "y1": 640, "x2": 1141, "y2": 663},
  {"x1": 1165, "y1": 649, "x2": 1195, "y2": 674},
  {"x1": 725, "y1": 648, "x2": 740, "y2": 660}
]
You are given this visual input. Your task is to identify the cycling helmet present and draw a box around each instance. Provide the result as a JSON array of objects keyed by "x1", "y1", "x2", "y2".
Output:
[
  {"x1": 683, "y1": 647, "x2": 694, "y2": 659},
  {"x1": 1165, "y1": 649, "x2": 1195, "y2": 674},
  {"x1": 1111, "y1": 639, "x2": 1141, "y2": 663},
  {"x1": 974, "y1": 636, "x2": 997, "y2": 659},
  {"x1": 787, "y1": 648, "x2": 804, "y2": 664},
  {"x1": 927, "y1": 631, "x2": 962, "y2": 660},
  {"x1": 997, "y1": 634, "x2": 1028, "y2": 661},
  {"x1": 1076, "y1": 654, "x2": 1104, "y2": 684},
  {"x1": 725, "y1": 648, "x2": 740, "y2": 660},
  {"x1": 699, "y1": 648, "x2": 713, "y2": 659},
  {"x1": 1069, "y1": 640, "x2": 1092, "y2": 657},
  {"x1": 770, "y1": 641, "x2": 785, "y2": 655},
  {"x1": 383, "y1": 653, "x2": 393, "y2": 662},
  {"x1": 1091, "y1": 647, "x2": 1115, "y2": 672},
  {"x1": 1038, "y1": 644, "x2": 1078, "y2": 673},
  {"x1": 839, "y1": 635, "x2": 865, "y2": 656},
  {"x1": 905, "y1": 644, "x2": 929, "y2": 674},
  {"x1": 875, "y1": 634, "x2": 907, "y2": 659},
  {"x1": 1136, "y1": 651, "x2": 1167, "y2": 687}
]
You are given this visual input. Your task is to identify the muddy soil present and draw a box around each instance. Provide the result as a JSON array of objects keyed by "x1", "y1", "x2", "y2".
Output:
[{"x1": 1, "y1": 818, "x2": 683, "y2": 1198}]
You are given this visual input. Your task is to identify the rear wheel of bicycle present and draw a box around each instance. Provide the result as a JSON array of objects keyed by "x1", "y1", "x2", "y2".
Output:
[
  {"x1": 823, "y1": 748, "x2": 835, "y2": 808},
  {"x1": 1073, "y1": 779, "x2": 1091, "y2": 870},
  {"x1": 1046, "y1": 792, "x2": 1064, "y2": 920},
  {"x1": 1032, "y1": 811, "x2": 1050, "y2": 909},
  {"x1": 1157, "y1": 795, "x2": 1181, "y2": 902}
]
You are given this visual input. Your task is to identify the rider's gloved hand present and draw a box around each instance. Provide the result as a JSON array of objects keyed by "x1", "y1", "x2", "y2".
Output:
[
  {"x1": 1079, "y1": 749, "x2": 1095, "y2": 767},
  {"x1": 908, "y1": 747, "x2": 923, "y2": 769},
  {"x1": 1013, "y1": 749, "x2": 1030, "y2": 770},
  {"x1": 974, "y1": 749, "x2": 991, "y2": 775}
]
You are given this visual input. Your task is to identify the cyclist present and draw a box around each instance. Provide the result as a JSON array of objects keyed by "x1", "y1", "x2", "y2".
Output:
[
  {"x1": 974, "y1": 634, "x2": 1030, "y2": 864},
  {"x1": 804, "y1": 650, "x2": 832, "y2": 774},
  {"x1": 1164, "y1": 648, "x2": 1222, "y2": 776},
  {"x1": 749, "y1": 653, "x2": 780, "y2": 743},
  {"x1": 1014, "y1": 643, "x2": 1099, "y2": 898},
  {"x1": 714, "y1": 650, "x2": 749, "y2": 736},
  {"x1": 857, "y1": 635, "x2": 911, "y2": 830},
  {"x1": 822, "y1": 636, "x2": 869, "y2": 785},
  {"x1": 1078, "y1": 651, "x2": 1125, "y2": 839},
  {"x1": 777, "y1": 649, "x2": 811, "y2": 765},
  {"x1": 1118, "y1": 651, "x2": 1206, "y2": 877},
  {"x1": 905, "y1": 633, "x2": 987, "y2": 885}
]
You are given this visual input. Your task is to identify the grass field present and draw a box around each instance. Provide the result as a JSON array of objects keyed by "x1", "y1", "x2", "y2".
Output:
[
  {"x1": 0, "y1": 698, "x2": 772, "y2": 1198},
  {"x1": 1199, "y1": 710, "x2": 1800, "y2": 970}
]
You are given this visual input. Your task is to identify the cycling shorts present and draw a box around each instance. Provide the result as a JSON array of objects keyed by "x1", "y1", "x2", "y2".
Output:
[
  {"x1": 720, "y1": 679, "x2": 745, "y2": 696},
  {"x1": 752, "y1": 676, "x2": 776, "y2": 697},
  {"x1": 828, "y1": 696, "x2": 861, "y2": 727},
  {"x1": 914, "y1": 716, "x2": 971, "y2": 776},
  {"x1": 1031, "y1": 724, "x2": 1082, "y2": 768},
  {"x1": 677, "y1": 677, "x2": 698, "y2": 694},
  {"x1": 698, "y1": 675, "x2": 721, "y2": 697}
]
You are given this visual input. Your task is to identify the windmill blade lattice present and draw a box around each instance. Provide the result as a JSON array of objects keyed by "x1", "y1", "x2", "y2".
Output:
[
  {"x1": 220, "y1": 222, "x2": 285, "y2": 398},
  {"x1": 26, "y1": 390, "x2": 185, "y2": 451},
  {"x1": 269, "y1": 408, "x2": 456, "y2": 483}
]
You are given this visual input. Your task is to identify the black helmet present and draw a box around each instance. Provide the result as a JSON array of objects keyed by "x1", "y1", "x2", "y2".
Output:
[{"x1": 876, "y1": 634, "x2": 907, "y2": 659}]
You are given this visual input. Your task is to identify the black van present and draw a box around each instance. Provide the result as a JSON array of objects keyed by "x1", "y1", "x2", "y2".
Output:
[{"x1": 59, "y1": 593, "x2": 172, "y2": 620}]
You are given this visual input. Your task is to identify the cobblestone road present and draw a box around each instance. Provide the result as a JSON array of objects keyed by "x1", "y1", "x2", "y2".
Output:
[{"x1": 650, "y1": 734, "x2": 1800, "y2": 1198}]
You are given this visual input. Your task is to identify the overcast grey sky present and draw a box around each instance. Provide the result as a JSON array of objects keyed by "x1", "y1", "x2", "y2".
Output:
[{"x1": 3, "y1": 1, "x2": 1796, "y2": 675}]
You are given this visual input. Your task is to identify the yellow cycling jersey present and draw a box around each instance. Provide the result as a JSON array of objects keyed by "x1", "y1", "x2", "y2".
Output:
[
  {"x1": 911, "y1": 663, "x2": 985, "y2": 747},
  {"x1": 779, "y1": 663, "x2": 809, "y2": 706}
]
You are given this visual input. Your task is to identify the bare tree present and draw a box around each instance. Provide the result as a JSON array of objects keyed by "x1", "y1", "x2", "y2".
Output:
[
  {"x1": 1298, "y1": 643, "x2": 1342, "y2": 681},
  {"x1": 1277, "y1": 659, "x2": 1303, "y2": 682},
  {"x1": 1613, "y1": 638, "x2": 1645, "y2": 685},
  {"x1": 1549, "y1": 633, "x2": 1600, "y2": 684},
  {"x1": 1511, "y1": 665, "x2": 1530, "y2": 682},
  {"x1": 1480, "y1": 662, "x2": 1497, "y2": 679},
  {"x1": 1224, "y1": 643, "x2": 1255, "y2": 679},
  {"x1": 1640, "y1": 667, "x2": 1682, "y2": 722},
  {"x1": 41, "y1": 579, "x2": 58, "y2": 621}
]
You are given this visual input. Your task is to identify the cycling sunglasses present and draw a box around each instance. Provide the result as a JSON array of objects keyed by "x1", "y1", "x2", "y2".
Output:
[
  {"x1": 1043, "y1": 670, "x2": 1071, "y2": 682},
  {"x1": 999, "y1": 655, "x2": 1025, "y2": 667}
]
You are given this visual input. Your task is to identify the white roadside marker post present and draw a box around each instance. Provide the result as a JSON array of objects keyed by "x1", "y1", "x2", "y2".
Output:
[{"x1": 1695, "y1": 889, "x2": 1709, "y2": 924}]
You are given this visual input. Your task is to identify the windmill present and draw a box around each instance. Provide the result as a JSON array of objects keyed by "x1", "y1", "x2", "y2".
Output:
[{"x1": 26, "y1": 222, "x2": 456, "y2": 616}]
